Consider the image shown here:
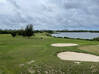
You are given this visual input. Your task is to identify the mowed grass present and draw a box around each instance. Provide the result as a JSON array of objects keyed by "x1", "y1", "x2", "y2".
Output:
[
  {"x1": 0, "y1": 33, "x2": 99, "y2": 74},
  {"x1": 79, "y1": 45, "x2": 99, "y2": 55}
]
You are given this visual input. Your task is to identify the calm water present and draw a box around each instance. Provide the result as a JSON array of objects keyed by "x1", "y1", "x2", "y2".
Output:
[{"x1": 52, "y1": 32, "x2": 99, "y2": 39}]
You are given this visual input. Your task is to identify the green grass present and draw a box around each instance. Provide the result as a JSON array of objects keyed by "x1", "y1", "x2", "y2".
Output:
[
  {"x1": 79, "y1": 45, "x2": 99, "y2": 55},
  {"x1": 0, "y1": 33, "x2": 99, "y2": 74}
]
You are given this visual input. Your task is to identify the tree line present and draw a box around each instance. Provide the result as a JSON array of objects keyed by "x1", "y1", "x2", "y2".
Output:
[{"x1": 11, "y1": 24, "x2": 34, "y2": 38}]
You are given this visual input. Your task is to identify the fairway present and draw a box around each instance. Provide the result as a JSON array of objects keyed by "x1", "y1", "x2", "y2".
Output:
[
  {"x1": 79, "y1": 45, "x2": 99, "y2": 55},
  {"x1": 0, "y1": 33, "x2": 99, "y2": 74}
]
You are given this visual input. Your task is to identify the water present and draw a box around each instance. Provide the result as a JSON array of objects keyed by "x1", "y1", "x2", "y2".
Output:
[{"x1": 52, "y1": 32, "x2": 99, "y2": 39}]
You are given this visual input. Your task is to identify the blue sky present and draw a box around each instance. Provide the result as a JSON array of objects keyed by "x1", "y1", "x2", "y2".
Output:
[{"x1": 0, "y1": 0, "x2": 99, "y2": 30}]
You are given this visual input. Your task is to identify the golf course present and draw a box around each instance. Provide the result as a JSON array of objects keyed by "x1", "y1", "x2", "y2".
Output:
[{"x1": 0, "y1": 32, "x2": 99, "y2": 74}]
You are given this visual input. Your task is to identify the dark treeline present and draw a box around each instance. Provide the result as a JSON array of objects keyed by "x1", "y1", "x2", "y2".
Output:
[
  {"x1": 0, "y1": 28, "x2": 99, "y2": 41},
  {"x1": 55, "y1": 30, "x2": 99, "y2": 33},
  {"x1": 0, "y1": 29, "x2": 18, "y2": 34},
  {"x1": 0, "y1": 24, "x2": 34, "y2": 38},
  {"x1": 34, "y1": 30, "x2": 99, "y2": 33},
  {"x1": 0, "y1": 29, "x2": 99, "y2": 34},
  {"x1": 0, "y1": 30, "x2": 55, "y2": 34}
]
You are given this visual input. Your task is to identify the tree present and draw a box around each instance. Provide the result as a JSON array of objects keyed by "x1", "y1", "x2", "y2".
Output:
[{"x1": 24, "y1": 24, "x2": 34, "y2": 38}]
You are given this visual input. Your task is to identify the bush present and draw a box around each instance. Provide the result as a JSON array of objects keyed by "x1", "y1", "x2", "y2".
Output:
[
  {"x1": 93, "y1": 37, "x2": 99, "y2": 41},
  {"x1": 17, "y1": 30, "x2": 25, "y2": 36},
  {"x1": 11, "y1": 32, "x2": 16, "y2": 37}
]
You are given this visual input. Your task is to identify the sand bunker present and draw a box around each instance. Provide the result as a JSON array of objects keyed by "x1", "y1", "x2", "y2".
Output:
[
  {"x1": 51, "y1": 43, "x2": 78, "y2": 47},
  {"x1": 57, "y1": 52, "x2": 99, "y2": 62}
]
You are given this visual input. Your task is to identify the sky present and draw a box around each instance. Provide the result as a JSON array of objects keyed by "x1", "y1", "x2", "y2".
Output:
[{"x1": 0, "y1": 0, "x2": 99, "y2": 30}]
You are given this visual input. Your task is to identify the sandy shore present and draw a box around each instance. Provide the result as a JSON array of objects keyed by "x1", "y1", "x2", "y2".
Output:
[
  {"x1": 57, "y1": 52, "x2": 99, "y2": 62},
  {"x1": 51, "y1": 43, "x2": 78, "y2": 47}
]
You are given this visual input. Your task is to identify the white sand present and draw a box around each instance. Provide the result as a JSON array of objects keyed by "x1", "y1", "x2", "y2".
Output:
[
  {"x1": 27, "y1": 60, "x2": 35, "y2": 65},
  {"x1": 57, "y1": 52, "x2": 99, "y2": 62},
  {"x1": 51, "y1": 43, "x2": 78, "y2": 47}
]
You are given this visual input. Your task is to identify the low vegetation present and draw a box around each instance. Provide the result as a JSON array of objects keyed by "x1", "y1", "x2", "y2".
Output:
[
  {"x1": 0, "y1": 33, "x2": 99, "y2": 74},
  {"x1": 93, "y1": 37, "x2": 99, "y2": 41},
  {"x1": 19, "y1": 24, "x2": 34, "y2": 38},
  {"x1": 11, "y1": 32, "x2": 16, "y2": 37},
  {"x1": 0, "y1": 25, "x2": 99, "y2": 73}
]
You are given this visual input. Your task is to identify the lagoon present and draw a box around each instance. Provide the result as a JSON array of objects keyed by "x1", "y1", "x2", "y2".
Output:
[{"x1": 52, "y1": 32, "x2": 99, "y2": 39}]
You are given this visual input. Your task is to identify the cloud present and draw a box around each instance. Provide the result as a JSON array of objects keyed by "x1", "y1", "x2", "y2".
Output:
[
  {"x1": 0, "y1": 0, "x2": 7, "y2": 3},
  {"x1": 0, "y1": 0, "x2": 99, "y2": 30}
]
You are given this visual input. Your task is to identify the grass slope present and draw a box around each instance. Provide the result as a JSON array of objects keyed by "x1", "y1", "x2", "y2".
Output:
[{"x1": 0, "y1": 33, "x2": 99, "y2": 74}]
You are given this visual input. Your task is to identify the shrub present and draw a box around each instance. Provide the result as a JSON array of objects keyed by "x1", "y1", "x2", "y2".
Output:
[
  {"x1": 93, "y1": 37, "x2": 99, "y2": 41},
  {"x1": 11, "y1": 32, "x2": 16, "y2": 37},
  {"x1": 18, "y1": 30, "x2": 25, "y2": 36}
]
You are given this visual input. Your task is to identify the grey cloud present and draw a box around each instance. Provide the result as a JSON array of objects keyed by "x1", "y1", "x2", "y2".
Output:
[{"x1": 0, "y1": 0, "x2": 99, "y2": 30}]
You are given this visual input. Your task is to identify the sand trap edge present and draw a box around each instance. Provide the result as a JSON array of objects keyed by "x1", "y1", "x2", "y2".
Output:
[
  {"x1": 51, "y1": 43, "x2": 78, "y2": 47},
  {"x1": 57, "y1": 52, "x2": 99, "y2": 62}
]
